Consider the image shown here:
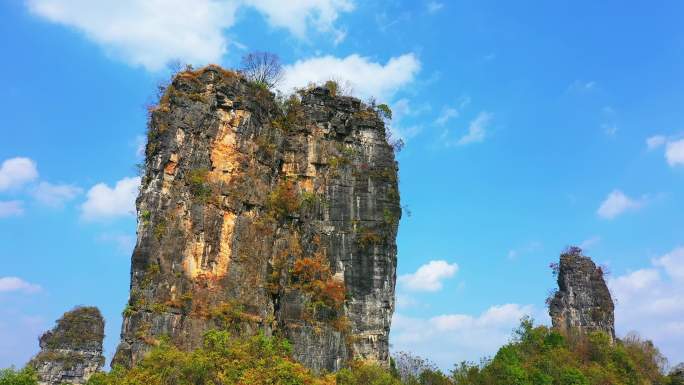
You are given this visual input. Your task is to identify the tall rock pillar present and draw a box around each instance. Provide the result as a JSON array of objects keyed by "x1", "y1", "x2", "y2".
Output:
[
  {"x1": 549, "y1": 247, "x2": 615, "y2": 341},
  {"x1": 113, "y1": 66, "x2": 401, "y2": 372}
]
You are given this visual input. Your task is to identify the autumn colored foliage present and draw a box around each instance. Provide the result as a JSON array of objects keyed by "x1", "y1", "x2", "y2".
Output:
[{"x1": 291, "y1": 251, "x2": 346, "y2": 311}]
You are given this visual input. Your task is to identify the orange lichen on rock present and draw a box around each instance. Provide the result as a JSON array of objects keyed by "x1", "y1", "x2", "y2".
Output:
[
  {"x1": 209, "y1": 109, "x2": 244, "y2": 185},
  {"x1": 164, "y1": 153, "x2": 179, "y2": 175}
]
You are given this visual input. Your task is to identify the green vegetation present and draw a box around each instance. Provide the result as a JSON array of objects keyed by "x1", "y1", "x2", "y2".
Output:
[
  {"x1": 377, "y1": 104, "x2": 392, "y2": 120},
  {"x1": 122, "y1": 304, "x2": 134, "y2": 317},
  {"x1": 86, "y1": 331, "x2": 335, "y2": 385},
  {"x1": 450, "y1": 318, "x2": 670, "y2": 385},
  {"x1": 153, "y1": 219, "x2": 167, "y2": 241},
  {"x1": 356, "y1": 227, "x2": 383, "y2": 248},
  {"x1": 267, "y1": 179, "x2": 301, "y2": 220},
  {"x1": 42, "y1": 307, "x2": 103, "y2": 350},
  {"x1": 272, "y1": 94, "x2": 304, "y2": 132},
  {"x1": 250, "y1": 80, "x2": 269, "y2": 91},
  {"x1": 186, "y1": 168, "x2": 213, "y2": 202},
  {"x1": 325, "y1": 80, "x2": 339, "y2": 97},
  {"x1": 0, "y1": 367, "x2": 37, "y2": 385},
  {"x1": 337, "y1": 362, "x2": 402, "y2": 385},
  {"x1": 4, "y1": 320, "x2": 681, "y2": 385}
]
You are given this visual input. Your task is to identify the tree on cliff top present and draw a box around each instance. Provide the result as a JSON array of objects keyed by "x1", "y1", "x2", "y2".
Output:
[{"x1": 240, "y1": 51, "x2": 283, "y2": 89}]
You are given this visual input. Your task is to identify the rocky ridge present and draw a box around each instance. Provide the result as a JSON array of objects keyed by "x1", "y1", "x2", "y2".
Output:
[{"x1": 113, "y1": 65, "x2": 401, "y2": 372}]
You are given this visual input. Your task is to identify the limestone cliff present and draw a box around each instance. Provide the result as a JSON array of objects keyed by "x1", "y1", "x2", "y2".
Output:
[
  {"x1": 113, "y1": 66, "x2": 401, "y2": 372},
  {"x1": 30, "y1": 307, "x2": 105, "y2": 385},
  {"x1": 549, "y1": 247, "x2": 615, "y2": 340}
]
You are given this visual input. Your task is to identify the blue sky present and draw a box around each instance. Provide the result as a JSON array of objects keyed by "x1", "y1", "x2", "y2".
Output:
[{"x1": 1, "y1": 0, "x2": 684, "y2": 371}]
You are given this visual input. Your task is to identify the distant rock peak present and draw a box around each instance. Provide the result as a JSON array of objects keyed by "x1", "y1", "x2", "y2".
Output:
[
  {"x1": 549, "y1": 247, "x2": 615, "y2": 340},
  {"x1": 30, "y1": 306, "x2": 105, "y2": 385}
]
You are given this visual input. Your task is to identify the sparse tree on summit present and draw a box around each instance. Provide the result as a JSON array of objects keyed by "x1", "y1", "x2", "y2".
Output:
[{"x1": 239, "y1": 51, "x2": 283, "y2": 89}]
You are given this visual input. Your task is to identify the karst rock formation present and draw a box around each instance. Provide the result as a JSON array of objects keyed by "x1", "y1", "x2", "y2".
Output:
[
  {"x1": 113, "y1": 66, "x2": 401, "y2": 372},
  {"x1": 29, "y1": 307, "x2": 105, "y2": 385},
  {"x1": 549, "y1": 247, "x2": 615, "y2": 341}
]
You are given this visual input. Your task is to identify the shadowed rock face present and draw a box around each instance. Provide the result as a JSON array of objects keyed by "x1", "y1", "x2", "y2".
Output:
[
  {"x1": 30, "y1": 307, "x2": 105, "y2": 385},
  {"x1": 113, "y1": 66, "x2": 401, "y2": 372},
  {"x1": 549, "y1": 248, "x2": 615, "y2": 341}
]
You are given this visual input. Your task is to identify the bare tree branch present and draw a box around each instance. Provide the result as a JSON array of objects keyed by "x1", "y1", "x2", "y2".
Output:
[{"x1": 239, "y1": 51, "x2": 283, "y2": 89}]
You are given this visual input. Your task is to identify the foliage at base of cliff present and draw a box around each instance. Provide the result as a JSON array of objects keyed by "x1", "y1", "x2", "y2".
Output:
[
  {"x1": 0, "y1": 368, "x2": 37, "y2": 385},
  {"x1": 84, "y1": 330, "x2": 400, "y2": 385},
  {"x1": 86, "y1": 331, "x2": 332, "y2": 385},
  {"x1": 3, "y1": 322, "x2": 680, "y2": 385},
  {"x1": 451, "y1": 318, "x2": 671, "y2": 385}
]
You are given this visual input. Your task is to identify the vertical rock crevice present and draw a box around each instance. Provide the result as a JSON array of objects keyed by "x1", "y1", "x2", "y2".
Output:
[
  {"x1": 549, "y1": 247, "x2": 615, "y2": 341},
  {"x1": 113, "y1": 66, "x2": 401, "y2": 372}
]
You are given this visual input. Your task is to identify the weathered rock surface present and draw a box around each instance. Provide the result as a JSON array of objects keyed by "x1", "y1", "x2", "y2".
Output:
[
  {"x1": 113, "y1": 66, "x2": 401, "y2": 372},
  {"x1": 549, "y1": 247, "x2": 615, "y2": 340},
  {"x1": 30, "y1": 307, "x2": 105, "y2": 385}
]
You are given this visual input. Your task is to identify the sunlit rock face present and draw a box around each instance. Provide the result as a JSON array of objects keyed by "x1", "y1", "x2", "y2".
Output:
[
  {"x1": 549, "y1": 247, "x2": 615, "y2": 341},
  {"x1": 30, "y1": 307, "x2": 105, "y2": 385},
  {"x1": 113, "y1": 66, "x2": 401, "y2": 372}
]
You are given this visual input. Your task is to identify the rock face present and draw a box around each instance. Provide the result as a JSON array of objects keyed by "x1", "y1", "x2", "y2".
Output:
[
  {"x1": 113, "y1": 66, "x2": 401, "y2": 372},
  {"x1": 549, "y1": 247, "x2": 615, "y2": 340},
  {"x1": 30, "y1": 307, "x2": 105, "y2": 385}
]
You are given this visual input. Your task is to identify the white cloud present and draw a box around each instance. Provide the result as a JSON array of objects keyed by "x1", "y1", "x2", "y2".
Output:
[
  {"x1": 435, "y1": 107, "x2": 458, "y2": 126},
  {"x1": 243, "y1": 0, "x2": 354, "y2": 42},
  {"x1": 426, "y1": 1, "x2": 444, "y2": 13},
  {"x1": 610, "y1": 269, "x2": 661, "y2": 293},
  {"x1": 456, "y1": 112, "x2": 492, "y2": 146},
  {"x1": 0, "y1": 157, "x2": 38, "y2": 191},
  {"x1": 646, "y1": 135, "x2": 666, "y2": 150},
  {"x1": 27, "y1": 0, "x2": 355, "y2": 71},
  {"x1": 279, "y1": 53, "x2": 421, "y2": 100},
  {"x1": 0, "y1": 201, "x2": 24, "y2": 218},
  {"x1": 0, "y1": 277, "x2": 41, "y2": 294},
  {"x1": 28, "y1": 0, "x2": 240, "y2": 71},
  {"x1": 391, "y1": 304, "x2": 538, "y2": 369},
  {"x1": 81, "y1": 176, "x2": 140, "y2": 220},
  {"x1": 32, "y1": 182, "x2": 82, "y2": 207},
  {"x1": 399, "y1": 260, "x2": 458, "y2": 292},
  {"x1": 597, "y1": 190, "x2": 644, "y2": 219},
  {"x1": 434, "y1": 96, "x2": 470, "y2": 126},
  {"x1": 665, "y1": 139, "x2": 684, "y2": 167},
  {"x1": 653, "y1": 246, "x2": 684, "y2": 281},
  {"x1": 133, "y1": 135, "x2": 146, "y2": 158},
  {"x1": 608, "y1": 246, "x2": 684, "y2": 365}
]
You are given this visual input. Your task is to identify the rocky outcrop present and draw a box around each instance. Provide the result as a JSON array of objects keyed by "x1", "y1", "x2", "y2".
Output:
[
  {"x1": 549, "y1": 247, "x2": 615, "y2": 340},
  {"x1": 669, "y1": 364, "x2": 684, "y2": 385},
  {"x1": 113, "y1": 66, "x2": 401, "y2": 372},
  {"x1": 30, "y1": 307, "x2": 105, "y2": 385}
]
